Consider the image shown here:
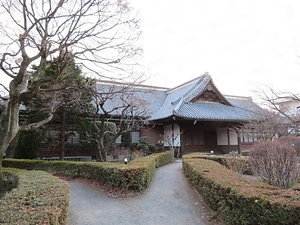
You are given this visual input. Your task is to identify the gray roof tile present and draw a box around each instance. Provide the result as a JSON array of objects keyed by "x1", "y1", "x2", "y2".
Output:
[
  {"x1": 96, "y1": 74, "x2": 261, "y2": 122},
  {"x1": 149, "y1": 74, "x2": 261, "y2": 121},
  {"x1": 177, "y1": 102, "x2": 258, "y2": 121},
  {"x1": 95, "y1": 82, "x2": 166, "y2": 117}
]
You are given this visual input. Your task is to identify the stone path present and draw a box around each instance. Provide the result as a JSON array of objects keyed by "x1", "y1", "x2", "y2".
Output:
[{"x1": 67, "y1": 160, "x2": 220, "y2": 225}]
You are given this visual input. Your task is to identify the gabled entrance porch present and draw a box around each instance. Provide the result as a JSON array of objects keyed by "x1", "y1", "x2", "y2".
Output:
[{"x1": 163, "y1": 121, "x2": 242, "y2": 156}]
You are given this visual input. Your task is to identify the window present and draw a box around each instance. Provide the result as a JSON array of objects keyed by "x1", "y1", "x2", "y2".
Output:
[
  {"x1": 116, "y1": 135, "x2": 122, "y2": 144},
  {"x1": 131, "y1": 132, "x2": 140, "y2": 143},
  {"x1": 66, "y1": 132, "x2": 80, "y2": 144},
  {"x1": 241, "y1": 129, "x2": 257, "y2": 143}
]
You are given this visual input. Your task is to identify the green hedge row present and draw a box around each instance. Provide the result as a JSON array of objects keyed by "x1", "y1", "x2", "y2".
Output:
[
  {"x1": 3, "y1": 152, "x2": 173, "y2": 191},
  {"x1": 0, "y1": 168, "x2": 69, "y2": 225},
  {"x1": 182, "y1": 157, "x2": 300, "y2": 225},
  {"x1": 184, "y1": 152, "x2": 253, "y2": 174}
]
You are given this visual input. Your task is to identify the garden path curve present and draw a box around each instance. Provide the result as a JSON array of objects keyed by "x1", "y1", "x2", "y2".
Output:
[{"x1": 67, "y1": 160, "x2": 220, "y2": 225}]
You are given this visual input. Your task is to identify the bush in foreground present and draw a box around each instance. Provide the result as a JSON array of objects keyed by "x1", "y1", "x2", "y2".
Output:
[
  {"x1": 222, "y1": 151, "x2": 250, "y2": 174},
  {"x1": 3, "y1": 152, "x2": 173, "y2": 191},
  {"x1": 183, "y1": 152, "x2": 252, "y2": 175},
  {"x1": 250, "y1": 140, "x2": 298, "y2": 189},
  {"x1": 0, "y1": 168, "x2": 69, "y2": 225},
  {"x1": 183, "y1": 157, "x2": 300, "y2": 225}
]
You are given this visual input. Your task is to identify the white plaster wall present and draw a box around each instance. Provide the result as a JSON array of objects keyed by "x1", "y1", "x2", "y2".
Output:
[
  {"x1": 163, "y1": 124, "x2": 181, "y2": 147},
  {"x1": 173, "y1": 124, "x2": 181, "y2": 147},
  {"x1": 217, "y1": 128, "x2": 228, "y2": 145},
  {"x1": 164, "y1": 125, "x2": 172, "y2": 147},
  {"x1": 229, "y1": 130, "x2": 238, "y2": 145},
  {"x1": 217, "y1": 128, "x2": 238, "y2": 145}
]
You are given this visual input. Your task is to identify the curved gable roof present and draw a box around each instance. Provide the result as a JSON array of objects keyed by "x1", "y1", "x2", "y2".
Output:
[
  {"x1": 150, "y1": 73, "x2": 260, "y2": 122},
  {"x1": 150, "y1": 74, "x2": 210, "y2": 120}
]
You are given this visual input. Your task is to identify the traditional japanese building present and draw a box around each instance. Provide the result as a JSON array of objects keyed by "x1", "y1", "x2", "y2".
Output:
[
  {"x1": 5, "y1": 72, "x2": 262, "y2": 159},
  {"x1": 143, "y1": 73, "x2": 261, "y2": 155}
]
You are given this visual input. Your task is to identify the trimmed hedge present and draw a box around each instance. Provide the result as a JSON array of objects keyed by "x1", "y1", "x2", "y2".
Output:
[
  {"x1": 0, "y1": 168, "x2": 69, "y2": 225},
  {"x1": 3, "y1": 152, "x2": 173, "y2": 191},
  {"x1": 184, "y1": 152, "x2": 253, "y2": 174},
  {"x1": 183, "y1": 156, "x2": 300, "y2": 225}
]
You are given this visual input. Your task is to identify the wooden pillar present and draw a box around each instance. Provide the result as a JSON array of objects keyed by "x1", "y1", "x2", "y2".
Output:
[
  {"x1": 237, "y1": 132, "x2": 241, "y2": 154},
  {"x1": 227, "y1": 128, "x2": 231, "y2": 153}
]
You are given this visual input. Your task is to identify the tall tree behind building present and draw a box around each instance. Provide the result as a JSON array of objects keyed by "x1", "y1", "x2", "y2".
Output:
[{"x1": 22, "y1": 57, "x2": 94, "y2": 160}]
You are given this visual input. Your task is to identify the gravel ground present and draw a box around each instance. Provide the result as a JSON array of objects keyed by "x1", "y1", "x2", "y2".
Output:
[{"x1": 67, "y1": 160, "x2": 222, "y2": 225}]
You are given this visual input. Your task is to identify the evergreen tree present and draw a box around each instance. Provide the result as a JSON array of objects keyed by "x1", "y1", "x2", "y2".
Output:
[
  {"x1": 13, "y1": 130, "x2": 43, "y2": 159},
  {"x1": 24, "y1": 56, "x2": 94, "y2": 160}
]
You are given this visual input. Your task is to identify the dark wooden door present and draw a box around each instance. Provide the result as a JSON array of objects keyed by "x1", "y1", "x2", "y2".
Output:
[{"x1": 204, "y1": 131, "x2": 217, "y2": 147}]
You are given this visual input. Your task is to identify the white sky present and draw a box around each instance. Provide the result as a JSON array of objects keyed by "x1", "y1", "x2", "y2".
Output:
[{"x1": 130, "y1": 0, "x2": 300, "y2": 97}]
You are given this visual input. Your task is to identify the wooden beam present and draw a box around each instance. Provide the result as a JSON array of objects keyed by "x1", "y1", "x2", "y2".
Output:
[{"x1": 227, "y1": 128, "x2": 231, "y2": 153}]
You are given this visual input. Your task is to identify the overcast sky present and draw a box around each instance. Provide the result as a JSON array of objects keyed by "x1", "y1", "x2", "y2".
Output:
[{"x1": 130, "y1": 0, "x2": 300, "y2": 97}]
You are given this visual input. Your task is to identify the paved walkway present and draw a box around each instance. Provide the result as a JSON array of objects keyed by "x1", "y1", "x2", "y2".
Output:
[{"x1": 67, "y1": 160, "x2": 220, "y2": 225}]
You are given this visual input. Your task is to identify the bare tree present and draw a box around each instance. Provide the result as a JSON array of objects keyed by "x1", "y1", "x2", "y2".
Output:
[
  {"x1": 88, "y1": 81, "x2": 150, "y2": 162},
  {"x1": 0, "y1": 0, "x2": 141, "y2": 189},
  {"x1": 233, "y1": 87, "x2": 300, "y2": 146},
  {"x1": 234, "y1": 109, "x2": 289, "y2": 145},
  {"x1": 254, "y1": 87, "x2": 300, "y2": 134},
  {"x1": 160, "y1": 132, "x2": 181, "y2": 159},
  {"x1": 250, "y1": 139, "x2": 298, "y2": 189},
  {"x1": 233, "y1": 87, "x2": 300, "y2": 189}
]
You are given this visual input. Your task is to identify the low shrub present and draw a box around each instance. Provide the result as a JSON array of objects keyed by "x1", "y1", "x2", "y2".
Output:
[
  {"x1": 241, "y1": 150, "x2": 250, "y2": 156},
  {"x1": 3, "y1": 152, "x2": 173, "y2": 191},
  {"x1": 1, "y1": 172, "x2": 18, "y2": 194},
  {"x1": 0, "y1": 168, "x2": 69, "y2": 225},
  {"x1": 250, "y1": 140, "x2": 298, "y2": 189},
  {"x1": 222, "y1": 151, "x2": 250, "y2": 174},
  {"x1": 183, "y1": 157, "x2": 300, "y2": 225},
  {"x1": 279, "y1": 136, "x2": 300, "y2": 156},
  {"x1": 184, "y1": 152, "x2": 253, "y2": 175}
]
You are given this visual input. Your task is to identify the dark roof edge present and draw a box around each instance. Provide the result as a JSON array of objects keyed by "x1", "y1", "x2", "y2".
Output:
[
  {"x1": 166, "y1": 72, "x2": 209, "y2": 93},
  {"x1": 225, "y1": 95, "x2": 253, "y2": 100},
  {"x1": 96, "y1": 79, "x2": 169, "y2": 91},
  {"x1": 208, "y1": 78, "x2": 232, "y2": 106}
]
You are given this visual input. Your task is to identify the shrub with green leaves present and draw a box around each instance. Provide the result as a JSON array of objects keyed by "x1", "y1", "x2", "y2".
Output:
[
  {"x1": 0, "y1": 168, "x2": 69, "y2": 225},
  {"x1": 121, "y1": 131, "x2": 131, "y2": 148},
  {"x1": 183, "y1": 157, "x2": 300, "y2": 225},
  {"x1": 3, "y1": 152, "x2": 173, "y2": 191},
  {"x1": 184, "y1": 152, "x2": 253, "y2": 175},
  {"x1": 131, "y1": 136, "x2": 158, "y2": 155}
]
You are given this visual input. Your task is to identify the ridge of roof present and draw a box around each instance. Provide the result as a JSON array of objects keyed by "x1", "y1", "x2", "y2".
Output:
[
  {"x1": 97, "y1": 79, "x2": 169, "y2": 91},
  {"x1": 166, "y1": 73, "x2": 209, "y2": 93},
  {"x1": 172, "y1": 97, "x2": 184, "y2": 114},
  {"x1": 182, "y1": 75, "x2": 211, "y2": 103},
  {"x1": 225, "y1": 95, "x2": 253, "y2": 100}
]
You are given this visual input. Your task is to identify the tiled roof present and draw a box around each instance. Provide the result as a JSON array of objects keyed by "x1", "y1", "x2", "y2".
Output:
[
  {"x1": 176, "y1": 102, "x2": 258, "y2": 121},
  {"x1": 95, "y1": 82, "x2": 166, "y2": 117},
  {"x1": 95, "y1": 73, "x2": 261, "y2": 122},
  {"x1": 150, "y1": 74, "x2": 211, "y2": 120},
  {"x1": 149, "y1": 73, "x2": 261, "y2": 121}
]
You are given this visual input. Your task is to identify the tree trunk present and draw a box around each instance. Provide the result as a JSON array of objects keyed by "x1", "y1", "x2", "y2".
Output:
[
  {"x1": 95, "y1": 132, "x2": 106, "y2": 162},
  {"x1": 0, "y1": 96, "x2": 21, "y2": 191},
  {"x1": 98, "y1": 136, "x2": 106, "y2": 162},
  {"x1": 0, "y1": 153, "x2": 3, "y2": 193},
  {"x1": 59, "y1": 109, "x2": 66, "y2": 160}
]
